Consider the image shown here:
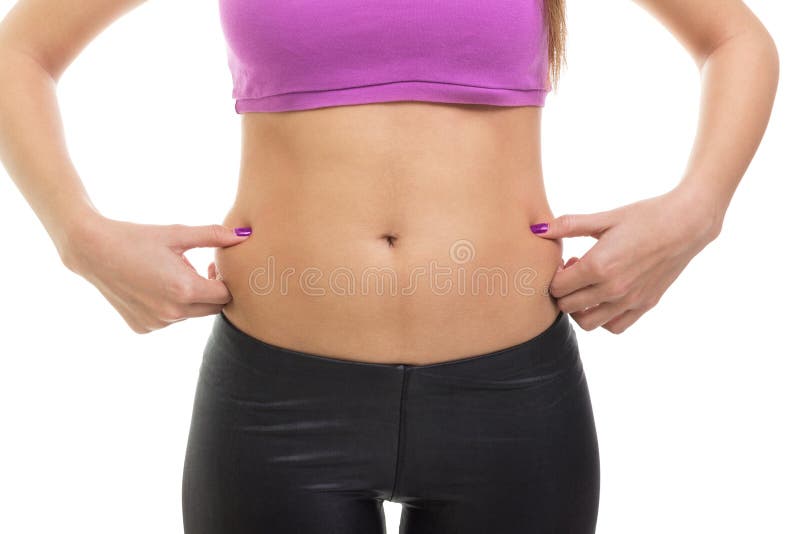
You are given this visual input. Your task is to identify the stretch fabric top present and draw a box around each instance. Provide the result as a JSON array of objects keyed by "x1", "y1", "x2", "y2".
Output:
[{"x1": 218, "y1": 0, "x2": 552, "y2": 113}]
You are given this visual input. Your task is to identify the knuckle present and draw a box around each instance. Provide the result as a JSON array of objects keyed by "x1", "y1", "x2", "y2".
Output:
[
  {"x1": 159, "y1": 304, "x2": 184, "y2": 322},
  {"x1": 210, "y1": 224, "x2": 227, "y2": 241},
  {"x1": 604, "y1": 258, "x2": 623, "y2": 277},
  {"x1": 131, "y1": 324, "x2": 149, "y2": 334},
  {"x1": 622, "y1": 286, "x2": 648, "y2": 308},
  {"x1": 607, "y1": 279, "x2": 629, "y2": 300},
  {"x1": 178, "y1": 285, "x2": 196, "y2": 302},
  {"x1": 643, "y1": 295, "x2": 660, "y2": 310},
  {"x1": 604, "y1": 317, "x2": 628, "y2": 334},
  {"x1": 558, "y1": 214, "x2": 575, "y2": 233},
  {"x1": 60, "y1": 250, "x2": 79, "y2": 273},
  {"x1": 583, "y1": 256, "x2": 604, "y2": 277},
  {"x1": 166, "y1": 277, "x2": 194, "y2": 301},
  {"x1": 627, "y1": 289, "x2": 645, "y2": 307},
  {"x1": 607, "y1": 324, "x2": 626, "y2": 335},
  {"x1": 125, "y1": 315, "x2": 150, "y2": 334}
]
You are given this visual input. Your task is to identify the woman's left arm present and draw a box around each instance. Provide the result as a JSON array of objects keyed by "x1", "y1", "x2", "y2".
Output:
[{"x1": 532, "y1": 0, "x2": 779, "y2": 334}]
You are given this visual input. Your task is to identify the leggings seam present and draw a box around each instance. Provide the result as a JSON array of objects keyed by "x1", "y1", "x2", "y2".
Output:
[{"x1": 388, "y1": 367, "x2": 409, "y2": 501}]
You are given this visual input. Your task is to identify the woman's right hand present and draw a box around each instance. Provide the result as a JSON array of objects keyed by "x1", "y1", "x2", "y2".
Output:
[{"x1": 61, "y1": 214, "x2": 252, "y2": 333}]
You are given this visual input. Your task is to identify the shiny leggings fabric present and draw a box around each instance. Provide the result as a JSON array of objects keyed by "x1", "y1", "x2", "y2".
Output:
[{"x1": 182, "y1": 310, "x2": 600, "y2": 534}]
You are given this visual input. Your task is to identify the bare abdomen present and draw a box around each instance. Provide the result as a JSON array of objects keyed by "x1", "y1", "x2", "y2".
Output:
[{"x1": 215, "y1": 102, "x2": 562, "y2": 364}]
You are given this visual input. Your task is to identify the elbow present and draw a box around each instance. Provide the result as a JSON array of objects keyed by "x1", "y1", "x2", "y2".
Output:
[
  {"x1": 0, "y1": 28, "x2": 62, "y2": 83},
  {"x1": 0, "y1": 46, "x2": 58, "y2": 87},
  {"x1": 740, "y1": 19, "x2": 780, "y2": 87},
  {"x1": 746, "y1": 28, "x2": 780, "y2": 102},
  {"x1": 760, "y1": 30, "x2": 780, "y2": 89},
  {"x1": 699, "y1": 25, "x2": 780, "y2": 89}
]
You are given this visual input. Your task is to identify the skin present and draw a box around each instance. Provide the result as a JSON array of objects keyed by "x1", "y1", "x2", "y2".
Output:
[{"x1": 0, "y1": 0, "x2": 778, "y2": 363}]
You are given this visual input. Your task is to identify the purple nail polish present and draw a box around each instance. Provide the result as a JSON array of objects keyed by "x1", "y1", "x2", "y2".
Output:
[
  {"x1": 530, "y1": 223, "x2": 549, "y2": 234},
  {"x1": 234, "y1": 227, "x2": 252, "y2": 237}
]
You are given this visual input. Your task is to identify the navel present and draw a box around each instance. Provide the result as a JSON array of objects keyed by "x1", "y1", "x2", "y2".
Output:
[{"x1": 379, "y1": 232, "x2": 399, "y2": 248}]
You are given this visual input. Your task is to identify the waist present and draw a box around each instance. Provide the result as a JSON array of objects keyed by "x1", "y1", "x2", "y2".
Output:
[{"x1": 215, "y1": 102, "x2": 562, "y2": 364}]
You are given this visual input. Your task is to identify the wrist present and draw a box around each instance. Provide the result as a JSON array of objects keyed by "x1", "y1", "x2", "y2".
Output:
[
  {"x1": 669, "y1": 182, "x2": 726, "y2": 243},
  {"x1": 56, "y1": 203, "x2": 107, "y2": 274}
]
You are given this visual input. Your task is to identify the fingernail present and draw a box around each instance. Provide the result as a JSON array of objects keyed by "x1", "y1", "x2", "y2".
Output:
[
  {"x1": 530, "y1": 223, "x2": 549, "y2": 234},
  {"x1": 234, "y1": 227, "x2": 252, "y2": 237}
]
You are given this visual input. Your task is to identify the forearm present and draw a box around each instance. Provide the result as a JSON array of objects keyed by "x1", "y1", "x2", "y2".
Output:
[
  {"x1": 674, "y1": 26, "x2": 779, "y2": 236},
  {"x1": 0, "y1": 49, "x2": 101, "y2": 266}
]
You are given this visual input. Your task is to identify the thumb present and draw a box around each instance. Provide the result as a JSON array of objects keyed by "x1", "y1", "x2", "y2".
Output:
[
  {"x1": 530, "y1": 212, "x2": 613, "y2": 240},
  {"x1": 170, "y1": 224, "x2": 252, "y2": 251}
]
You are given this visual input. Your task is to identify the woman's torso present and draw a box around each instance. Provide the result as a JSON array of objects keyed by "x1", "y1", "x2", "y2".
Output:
[{"x1": 216, "y1": 101, "x2": 562, "y2": 365}]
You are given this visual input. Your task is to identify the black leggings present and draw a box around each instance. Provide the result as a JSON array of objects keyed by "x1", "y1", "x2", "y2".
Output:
[{"x1": 182, "y1": 310, "x2": 600, "y2": 534}]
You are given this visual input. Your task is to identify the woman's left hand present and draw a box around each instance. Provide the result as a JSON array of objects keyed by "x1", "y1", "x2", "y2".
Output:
[{"x1": 531, "y1": 187, "x2": 722, "y2": 334}]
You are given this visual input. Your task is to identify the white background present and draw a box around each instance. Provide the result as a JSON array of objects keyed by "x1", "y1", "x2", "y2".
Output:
[{"x1": 0, "y1": 1, "x2": 796, "y2": 532}]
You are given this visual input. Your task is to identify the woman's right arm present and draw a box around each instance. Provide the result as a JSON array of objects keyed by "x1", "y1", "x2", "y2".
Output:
[{"x1": 0, "y1": 0, "x2": 251, "y2": 333}]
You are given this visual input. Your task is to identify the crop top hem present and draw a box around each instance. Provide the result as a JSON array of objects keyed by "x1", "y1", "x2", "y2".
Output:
[{"x1": 234, "y1": 80, "x2": 548, "y2": 113}]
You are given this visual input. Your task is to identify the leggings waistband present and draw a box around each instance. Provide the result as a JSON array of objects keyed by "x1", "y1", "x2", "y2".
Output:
[{"x1": 206, "y1": 309, "x2": 577, "y2": 380}]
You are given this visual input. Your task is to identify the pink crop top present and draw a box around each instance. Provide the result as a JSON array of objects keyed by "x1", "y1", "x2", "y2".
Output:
[{"x1": 218, "y1": 0, "x2": 551, "y2": 113}]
